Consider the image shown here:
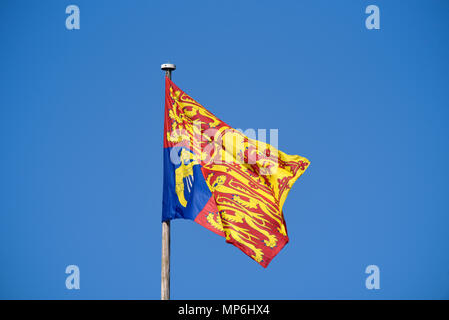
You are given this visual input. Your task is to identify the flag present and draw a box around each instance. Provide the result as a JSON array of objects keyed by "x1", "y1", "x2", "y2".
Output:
[{"x1": 162, "y1": 77, "x2": 310, "y2": 267}]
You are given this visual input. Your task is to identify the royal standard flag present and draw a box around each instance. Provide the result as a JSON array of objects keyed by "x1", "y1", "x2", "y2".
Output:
[{"x1": 162, "y1": 77, "x2": 310, "y2": 267}]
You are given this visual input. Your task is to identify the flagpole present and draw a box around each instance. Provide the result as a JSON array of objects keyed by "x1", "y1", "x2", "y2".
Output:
[{"x1": 160, "y1": 62, "x2": 175, "y2": 300}]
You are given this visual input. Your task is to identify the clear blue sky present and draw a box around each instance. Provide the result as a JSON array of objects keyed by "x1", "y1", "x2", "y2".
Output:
[{"x1": 1, "y1": 0, "x2": 448, "y2": 299}]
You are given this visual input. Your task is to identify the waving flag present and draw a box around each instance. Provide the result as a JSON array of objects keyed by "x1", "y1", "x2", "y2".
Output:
[{"x1": 162, "y1": 77, "x2": 310, "y2": 267}]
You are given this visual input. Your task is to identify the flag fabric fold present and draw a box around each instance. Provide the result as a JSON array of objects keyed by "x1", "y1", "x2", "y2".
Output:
[{"x1": 162, "y1": 77, "x2": 310, "y2": 267}]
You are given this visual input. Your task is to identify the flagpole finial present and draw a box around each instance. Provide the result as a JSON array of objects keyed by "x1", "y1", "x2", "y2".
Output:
[{"x1": 161, "y1": 63, "x2": 176, "y2": 71}]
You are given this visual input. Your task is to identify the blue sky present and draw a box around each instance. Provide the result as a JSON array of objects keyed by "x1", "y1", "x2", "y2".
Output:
[{"x1": 1, "y1": 0, "x2": 448, "y2": 299}]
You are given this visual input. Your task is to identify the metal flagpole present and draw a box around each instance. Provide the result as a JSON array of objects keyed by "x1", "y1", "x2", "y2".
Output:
[{"x1": 160, "y1": 62, "x2": 175, "y2": 300}]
